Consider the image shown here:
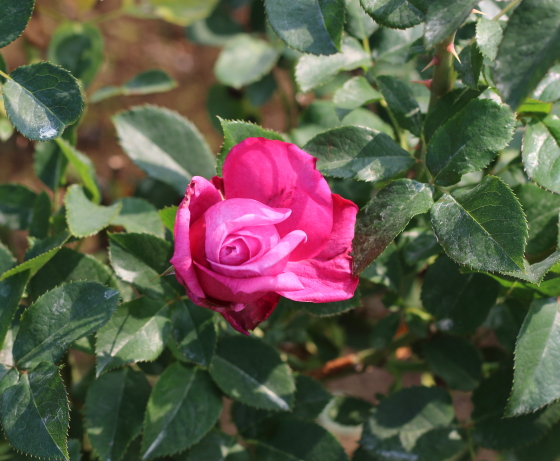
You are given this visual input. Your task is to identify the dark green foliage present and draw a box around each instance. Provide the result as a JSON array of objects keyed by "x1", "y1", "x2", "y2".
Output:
[
  {"x1": 3, "y1": 62, "x2": 83, "y2": 141},
  {"x1": 421, "y1": 255, "x2": 499, "y2": 334},
  {"x1": 265, "y1": 0, "x2": 345, "y2": 55},
  {"x1": 494, "y1": 0, "x2": 560, "y2": 110},
  {"x1": 210, "y1": 335, "x2": 296, "y2": 411}
]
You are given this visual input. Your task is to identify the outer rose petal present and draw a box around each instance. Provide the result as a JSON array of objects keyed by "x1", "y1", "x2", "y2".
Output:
[
  {"x1": 316, "y1": 193, "x2": 359, "y2": 261},
  {"x1": 194, "y1": 262, "x2": 304, "y2": 303},
  {"x1": 170, "y1": 177, "x2": 222, "y2": 299},
  {"x1": 278, "y1": 257, "x2": 358, "y2": 302},
  {"x1": 278, "y1": 193, "x2": 359, "y2": 302},
  {"x1": 222, "y1": 137, "x2": 334, "y2": 261},
  {"x1": 222, "y1": 293, "x2": 280, "y2": 335}
]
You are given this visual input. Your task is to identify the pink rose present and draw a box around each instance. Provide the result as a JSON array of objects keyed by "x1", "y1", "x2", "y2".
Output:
[{"x1": 170, "y1": 138, "x2": 359, "y2": 334}]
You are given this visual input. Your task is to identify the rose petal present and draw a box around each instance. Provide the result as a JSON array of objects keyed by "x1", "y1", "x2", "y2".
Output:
[
  {"x1": 221, "y1": 293, "x2": 280, "y2": 334},
  {"x1": 278, "y1": 256, "x2": 359, "y2": 303},
  {"x1": 210, "y1": 230, "x2": 307, "y2": 277},
  {"x1": 204, "y1": 198, "x2": 291, "y2": 263},
  {"x1": 316, "y1": 193, "x2": 358, "y2": 261},
  {"x1": 194, "y1": 261, "x2": 304, "y2": 303},
  {"x1": 222, "y1": 138, "x2": 334, "y2": 261},
  {"x1": 171, "y1": 177, "x2": 222, "y2": 299}
]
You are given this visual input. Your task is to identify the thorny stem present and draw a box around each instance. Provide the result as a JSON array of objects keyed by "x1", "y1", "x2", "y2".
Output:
[
  {"x1": 428, "y1": 32, "x2": 457, "y2": 112},
  {"x1": 492, "y1": 0, "x2": 522, "y2": 20},
  {"x1": 380, "y1": 100, "x2": 408, "y2": 150}
]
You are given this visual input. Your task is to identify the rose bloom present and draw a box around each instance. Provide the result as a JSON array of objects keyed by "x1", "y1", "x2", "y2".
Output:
[{"x1": 170, "y1": 137, "x2": 359, "y2": 334}]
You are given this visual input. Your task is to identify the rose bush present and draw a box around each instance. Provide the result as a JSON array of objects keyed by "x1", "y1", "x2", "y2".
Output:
[{"x1": 170, "y1": 137, "x2": 359, "y2": 333}]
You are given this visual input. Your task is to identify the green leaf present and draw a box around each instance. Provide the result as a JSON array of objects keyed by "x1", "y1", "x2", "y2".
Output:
[
  {"x1": 359, "y1": 426, "x2": 465, "y2": 461},
  {"x1": 29, "y1": 247, "x2": 117, "y2": 300},
  {"x1": 186, "y1": 2, "x2": 243, "y2": 47},
  {"x1": 246, "y1": 73, "x2": 277, "y2": 107},
  {"x1": 141, "y1": 363, "x2": 223, "y2": 459},
  {"x1": 421, "y1": 255, "x2": 499, "y2": 334},
  {"x1": 360, "y1": 0, "x2": 424, "y2": 29},
  {"x1": 476, "y1": 17, "x2": 504, "y2": 61},
  {"x1": 29, "y1": 191, "x2": 52, "y2": 239},
  {"x1": 353, "y1": 179, "x2": 434, "y2": 275},
  {"x1": 430, "y1": 175, "x2": 528, "y2": 273},
  {"x1": 180, "y1": 430, "x2": 250, "y2": 461},
  {"x1": 231, "y1": 402, "x2": 276, "y2": 439},
  {"x1": 401, "y1": 228, "x2": 441, "y2": 266},
  {"x1": 516, "y1": 183, "x2": 560, "y2": 254},
  {"x1": 3, "y1": 62, "x2": 83, "y2": 141},
  {"x1": 504, "y1": 248, "x2": 560, "y2": 285},
  {"x1": 370, "y1": 312, "x2": 400, "y2": 349},
  {"x1": 113, "y1": 105, "x2": 215, "y2": 193},
  {"x1": 295, "y1": 36, "x2": 371, "y2": 92},
  {"x1": 423, "y1": 86, "x2": 485, "y2": 142},
  {"x1": 507, "y1": 297, "x2": 560, "y2": 415},
  {"x1": 345, "y1": 0, "x2": 377, "y2": 41},
  {"x1": 254, "y1": 418, "x2": 349, "y2": 461},
  {"x1": 159, "y1": 205, "x2": 177, "y2": 233},
  {"x1": 218, "y1": 119, "x2": 284, "y2": 175},
  {"x1": 65, "y1": 185, "x2": 122, "y2": 237},
  {"x1": 112, "y1": 197, "x2": 165, "y2": 238},
  {"x1": 86, "y1": 368, "x2": 152, "y2": 461},
  {"x1": 265, "y1": 0, "x2": 345, "y2": 55},
  {"x1": 0, "y1": 0, "x2": 35, "y2": 48},
  {"x1": 91, "y1": 70, "x2": 177, "y2": 103},
  {"x1": 328, "y1": 396, "x2": 372, "y2": 426},
  {"x1": 292, "y1": 375, "x2": 332, "y2": 420},
  {"x1": 214, "y1": 35, "x2": 280, "y2": 89},
  {"x1": 34, "y1": 141, "x2": 68, "y2": 191},
  {"x1": 0, "y1": 51, "x2": 7, "y2": 83},
  {"x1": 0, "y1": 232, "x2": 69, "y2": 282},
  {"x1": 47, "y1": 22, "x2": 104, "y2": 88},
  {"x1": 304, "y1": 126, "x2": 414, "y2": 182},
  {"x1": 108, "y1": 232, "x2": 178, "y2": 300},
  {"x1": 517, "y1": 98, "x2": 553, "y2": 115},
  {"x1": 13, "y1": 281, "x2": 119, "y2": 369},
  {"x1": 55, "y1": 138, "x2": 100, "y2": 203},
  {"x1": 362, "y1": 386, "x2": 454, "y2": 451},
  {"x1": 455, "y1": 43, "x2": 483, "y2": 89},
  {"x1": 169, "y1": 299, "x2": 216, "y2": 367},
  {"x1": 424, "y1": 0, "x2": 478, "y2": 48},
  {"x1": 375, "y1": 75, "x2": 422, "y2": 136},
  {"x1": 209, "y1": 335, "x2": 295, "y2": 411},
  {"x1": 0, "y1": 271, "x2": 29, "y2": 349},
  {"x1": 2, "y1": 362, "x2": 69, "y2": 460},
  {"x1": 0, "y1": 367, "x2": 19, "y2": 394},
  {"x1": 96, "y1": 297, "x2": 171, "y2": 375},
  {"x1": 516, "y1": 420, "x2": 560, "y2": 461},
  {"x1": 0, "y1": 183, "x2": 37, "y2": 230},
  {"x1": 472, "y1": 370, "x2": 560, "y2": 450},
  {"x1": 422, "y1": 335, "x2": 482, "y2": 391},
  {"x1": 332, "y1": 76, "x2": 382, "y2": 119},
  {"x1": 533, "y1": 66, "x2": 560, "y2": 103},
  {"x1": 0, "y1": 242, "x2": 16, "y2": 275},
  {"x1": 494, "y1": 0, "x2": 560, "y2": 111},
  {"x1": 523, "y1": 118, "x2": 560, "y2": 194},
  {"x1": 426, "y1": 99, "x2": 515, "y2": 186}
]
